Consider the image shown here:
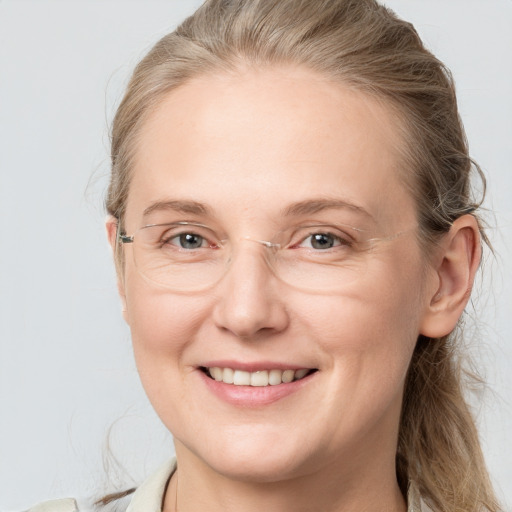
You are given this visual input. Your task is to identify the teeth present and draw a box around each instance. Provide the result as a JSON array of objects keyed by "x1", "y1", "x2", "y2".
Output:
[
  {"x1": 223, "y1": 367, "x2": 234, "y2": 384},
  {"x1": 268, "y1": 369, "x2": 283, "y2": 386},
  {"x1": 210, "y1": 367, "x2": 223, "y2": 381},
  {"x1": 207, "y1": 367, "x2": 312, "y2": 386},
  {"x1": 251, "y1": 370, "x2": 268, "y2": 387},
  {"x1": 282, "y1": 369, "x2": 295, "y2": 383},
  {"x1": 233, "y1": 370, "x2": 251, "y2": 385},
  {"x1": 294, "y1": 368, "x2": 309, "y2": 380}
]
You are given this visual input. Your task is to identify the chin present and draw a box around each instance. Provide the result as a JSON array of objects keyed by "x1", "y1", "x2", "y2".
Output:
[
  {"x1": 208, "y1": 453, "x2": 309, "y2": 483},
  {"x1": 180, "y1": 427, "x2": 317, "y2": 483}
]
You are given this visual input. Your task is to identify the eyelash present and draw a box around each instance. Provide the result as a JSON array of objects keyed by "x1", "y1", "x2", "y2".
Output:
[
  {"x1": 293, "y1": 231, "x2": 353, "y2": 250},
  {"x1": 160, "y1": 229, "x2": 355, "y2": 251},
  {"x1": 162, "y1": 232, "x2": 214, "y2": 250}
]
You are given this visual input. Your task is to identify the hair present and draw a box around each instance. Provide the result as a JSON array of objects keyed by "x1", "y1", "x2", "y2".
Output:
[{"x1": 105, "y1": 1, "x2": 501, "y2": 510}]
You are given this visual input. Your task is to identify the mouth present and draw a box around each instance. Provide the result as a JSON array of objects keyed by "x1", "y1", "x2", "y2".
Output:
[{"x1": 200, "y1": 366, "x2": 318, "y2": 387}]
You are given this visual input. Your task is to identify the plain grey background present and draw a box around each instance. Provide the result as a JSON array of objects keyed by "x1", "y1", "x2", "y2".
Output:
[{"x1": 0, "y1": 1, "x2": 511, "y2": 510}]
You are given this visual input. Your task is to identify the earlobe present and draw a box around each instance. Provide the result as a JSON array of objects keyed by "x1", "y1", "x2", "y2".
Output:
[
  {"x1": 420, "y1": 215, "x2": 481, "y2": 338},
  {"x1": 105, "y1": 216, "x2": 129, "y2": 324}
]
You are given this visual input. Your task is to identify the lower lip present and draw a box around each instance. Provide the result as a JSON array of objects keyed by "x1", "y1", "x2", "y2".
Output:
[{"x1": 198, "y1": 370, "x2": 316, "y2": 407}]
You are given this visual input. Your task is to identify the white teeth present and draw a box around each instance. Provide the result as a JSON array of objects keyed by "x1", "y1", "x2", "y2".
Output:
[
  {"x1": 282, "y1": 369, "x2": 295, "y2": 383},
  {"x1": 207, "y1": 367, "x2": 312, "y2": 386},
  {"x1": 222, "y1": 367, "x2": 234, "y2": 384},
  {"x1": 233, "y1": 370, "x2": 251, "y2": 385},
  {"x1": 294, "y1": 368, "x2": 309, "y2": 380},
  {"x1": 268, "y1": 369, "x2": 283, "y2": 386},
  {"x1": 210, "y1": 367, "x2": 223, "y2": 381},
  {"x1": 250, "y1": 370, "x2": 269, "y2": 387}
]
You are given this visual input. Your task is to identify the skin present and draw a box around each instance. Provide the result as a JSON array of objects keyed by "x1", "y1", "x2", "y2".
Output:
[{"x1": 107, "y1": 65, "x2": 480, "y2": 512}]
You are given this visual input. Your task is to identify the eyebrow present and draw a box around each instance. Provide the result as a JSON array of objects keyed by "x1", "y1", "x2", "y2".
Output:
[
  {"x1": 142, "y1": 198, "x2": 374, "y2": 222},
  {"x1": 281, "y1": 198, "x2": 375, "y2": 221},
  {"x1": 143, "y1": 200, "x2": 212, "y2": 218}
]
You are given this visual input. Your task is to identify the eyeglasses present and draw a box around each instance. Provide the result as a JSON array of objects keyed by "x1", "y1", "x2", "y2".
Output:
[{"x1": 118, "y1": 221, "x2": 415, "y2": 293}]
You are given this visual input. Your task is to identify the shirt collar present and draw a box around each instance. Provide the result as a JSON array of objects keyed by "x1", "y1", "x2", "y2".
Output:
[
  {"x1": 126, "y1": 458, "x2": 431, "y2": 512},
  {"x1": 126, "y1": 459, "x2": 177, "y2": 512}
]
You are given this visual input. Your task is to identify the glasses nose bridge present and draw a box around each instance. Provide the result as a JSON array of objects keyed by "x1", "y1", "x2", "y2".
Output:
[
  {"x1": 242, "y1": 235, "x2": 281, "y2": 250},
  {"x1": 223, "y1": 235, "x2": 281, "y2": 274}
]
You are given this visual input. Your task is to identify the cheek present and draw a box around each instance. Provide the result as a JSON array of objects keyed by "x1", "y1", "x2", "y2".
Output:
[
  {"x1": 297, "y1": 257, "x2": 425, "y2": 386},
  {"x1": 123, "y1": 268, "x2": 209, "y2": 378},
  {"x1": 123, "y1": 280, "x2": 216, "y2": 431}
]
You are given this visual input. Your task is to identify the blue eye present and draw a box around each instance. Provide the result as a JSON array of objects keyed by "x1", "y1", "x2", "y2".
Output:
[
  {"x1": 309, "y1": 233, "x2": 337, "y2": 249},
  {"x1": 173, "y1": 233, "x2": 207, "y2": 249},
  {"x1": 292, "y1": 227, "x2": 355, "y2": 252},
  {"x1": 299, "y1": 233, "x2": 347, "y2": 250}
]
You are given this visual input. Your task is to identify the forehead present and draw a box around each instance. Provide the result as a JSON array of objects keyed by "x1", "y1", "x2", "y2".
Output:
[{"x1": 127, "y1": 66, "x2": 415, "y2": 230}]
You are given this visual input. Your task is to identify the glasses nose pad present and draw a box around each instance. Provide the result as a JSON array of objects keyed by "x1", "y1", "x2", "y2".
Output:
[
  {"x1": 242, "y1": 236, "x2": 281, "y2": 249},
  {"x1": 230, "y1": 236, "x2": 281, "y2": 276}
]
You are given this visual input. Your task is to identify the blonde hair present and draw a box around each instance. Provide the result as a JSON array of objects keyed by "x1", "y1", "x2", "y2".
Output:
[{"x1": 106, "y1": 1, "x2": 501, "y2": 510}]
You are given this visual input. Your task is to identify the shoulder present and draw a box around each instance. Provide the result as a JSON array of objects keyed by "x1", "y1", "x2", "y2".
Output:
[
  {"x1": 25, "y1": 498, "x2": 79, "y2": 512},
  {"x1": 24, "y1": 459, "x2": 176, "y2": 512}
]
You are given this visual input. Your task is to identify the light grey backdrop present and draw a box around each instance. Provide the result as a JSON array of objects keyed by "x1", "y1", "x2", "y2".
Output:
[{"x1": 0, "y1": 1, "x2": 510, "y2": 510}]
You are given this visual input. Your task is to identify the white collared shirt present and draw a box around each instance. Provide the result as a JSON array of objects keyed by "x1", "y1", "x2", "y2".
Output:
[{"x1": 26, "y1": 458, "x2": 431, "y2": 512}]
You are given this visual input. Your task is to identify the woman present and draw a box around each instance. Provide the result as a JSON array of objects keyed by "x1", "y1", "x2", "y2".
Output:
[{"x1": 26, "y1": 0, "x2": 502, "y2": 511}]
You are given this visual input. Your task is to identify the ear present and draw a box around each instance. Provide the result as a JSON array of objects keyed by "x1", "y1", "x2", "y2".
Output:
[
  {"x1": 105, "y1": 216, "x2": 129, "y2": 323},
  {"x1": 420, "y1": 214, "x2": 481, "y2": 338}
]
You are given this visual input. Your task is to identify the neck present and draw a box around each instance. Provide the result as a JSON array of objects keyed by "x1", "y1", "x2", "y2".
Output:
[{"x1": 163, "y1": 442, "x2": 407, "y2": 512}]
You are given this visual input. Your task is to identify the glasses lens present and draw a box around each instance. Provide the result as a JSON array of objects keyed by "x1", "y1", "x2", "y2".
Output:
[
  {"x1": 131, "y1": 223, "x2": 225, "y2": 292},
  {"x1": 270, "y1": 227, "x2": 371, "y2": 292},
  {"x1": 127, "y1": 222, "x2": 408, "y2": 293}
]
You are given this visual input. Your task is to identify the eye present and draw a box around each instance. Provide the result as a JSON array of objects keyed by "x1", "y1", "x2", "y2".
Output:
[
  {"x1": 301, "y1": 232, "x2": 345, "y2": 250},
  {"x1": 167, "y1": 232, "x2": 209, "y2": 250}
]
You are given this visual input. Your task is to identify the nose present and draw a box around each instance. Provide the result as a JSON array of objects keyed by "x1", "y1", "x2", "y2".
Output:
[{"x1": 212, "y1": 243, "x2": 289, "y2": 339}]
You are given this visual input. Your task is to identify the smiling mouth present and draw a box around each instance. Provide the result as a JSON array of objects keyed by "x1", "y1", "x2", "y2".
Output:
[{"x1": 200, "y1": 367, "x2": 317, "y2": 387}]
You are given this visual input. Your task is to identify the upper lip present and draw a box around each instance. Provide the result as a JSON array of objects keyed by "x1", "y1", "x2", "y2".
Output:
[{"x1": 199, "y1": 360, "x2": 316, "y2": 372}]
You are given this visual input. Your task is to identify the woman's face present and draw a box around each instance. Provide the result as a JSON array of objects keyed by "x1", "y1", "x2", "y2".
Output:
[{"x1": 119, "y1": 66, "x2": 437, "y2": 482}]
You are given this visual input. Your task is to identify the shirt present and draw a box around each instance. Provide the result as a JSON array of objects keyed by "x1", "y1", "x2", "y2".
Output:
[{"x1": 26, "y1": 458, "x2": 432, "y2": 511}]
